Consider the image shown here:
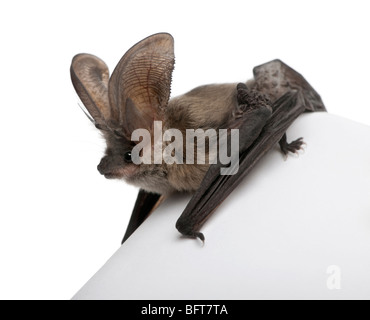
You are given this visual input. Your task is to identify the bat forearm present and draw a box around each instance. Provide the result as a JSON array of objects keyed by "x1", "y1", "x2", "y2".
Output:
[{"x1": 176, "y1": 91, "x2": 306, "y2": 241}]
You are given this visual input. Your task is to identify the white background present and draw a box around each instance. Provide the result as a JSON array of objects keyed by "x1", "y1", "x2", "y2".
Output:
[{"x1": 0, "y1": 0, "x2": 369, "y2": 300}]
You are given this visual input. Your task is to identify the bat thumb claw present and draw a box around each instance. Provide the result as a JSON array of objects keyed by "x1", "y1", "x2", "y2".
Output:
[
  {"x1": 180, "y1": 231, "x2": 205, "y2": 244},
  {"x1": 176, "y1": 219, "x2": 205, "y2": 244},
  {"x1": 195, "y1": 232, "x2": 205, "y2": 244}
]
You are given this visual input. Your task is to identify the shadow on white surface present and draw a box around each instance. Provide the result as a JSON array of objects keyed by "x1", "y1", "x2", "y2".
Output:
[{"x1": 73, "y1": 113, "x2": 370, "y2": 300}]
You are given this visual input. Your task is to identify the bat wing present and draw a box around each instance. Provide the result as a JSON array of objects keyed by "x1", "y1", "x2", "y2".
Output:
[
  {"x1": 121, "y1": 189, "x2": 164, "y2": 244},
  {"x1": 253, "y1": 59, "x2": 326, "y2": 112},
  {"x1": 175, "y1": 82, "x2": 311, "y2": 241},
  {"x1": 121, "y1": 60, "x2": 326, "y2": 242}
]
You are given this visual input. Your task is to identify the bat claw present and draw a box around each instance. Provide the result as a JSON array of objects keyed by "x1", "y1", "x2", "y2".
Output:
[
  {"x1": 287, "y1": 137, "x2": 305, "y2": 154},
  {"x1": 280, "y1": 136, "x2": 305, "y2": 156},
  {"x1": 176, "y1": 219, "x2": 205, "y2": 243},
  {"x1": 195, "y1": 232, "x2": 205, "y2": 243},
  {"x1": 181, "y1": 231, "x2": 205, "y2": 244}
]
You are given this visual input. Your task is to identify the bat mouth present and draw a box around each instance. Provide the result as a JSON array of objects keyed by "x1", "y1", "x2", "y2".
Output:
[
  {"x1": 104, "y1": 172, "x2": 120, "y2": 179},
  {"x1": 98, "y1": 163, "x2": 124, "y2": 179},
  {"x1": 98, "y1": 164, "x2": 139, "y2": 180}
]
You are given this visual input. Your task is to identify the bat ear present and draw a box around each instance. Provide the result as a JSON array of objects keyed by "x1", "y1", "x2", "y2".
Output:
[
  {"x1": 70, "y1": 54, "x2": 110, "y2": 129},
  {"x1": 108, "y1": 33, "x2": 175, "y2": 138}
]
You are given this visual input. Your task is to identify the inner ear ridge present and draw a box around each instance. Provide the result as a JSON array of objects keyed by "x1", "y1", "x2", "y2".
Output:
[
  {"x1": 108, "y1": 33, "x2": 174, "y2": 138},
  {"x1": 71, "y1": 53, "x2": 111, "y2": 122}
]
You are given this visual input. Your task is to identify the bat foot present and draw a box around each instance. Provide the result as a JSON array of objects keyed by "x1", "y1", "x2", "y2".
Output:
[{"x1": 279, "y1": 135, "x2": 305, "y2": 156}]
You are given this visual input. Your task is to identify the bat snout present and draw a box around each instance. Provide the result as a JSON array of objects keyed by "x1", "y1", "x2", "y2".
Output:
[
  {"x1": 97, "y1": 155, "x2": 138, "y2": 180},
  {"x1": 97, "y1": 157, "x2": 109, "y2": 175},
  {"x1": 97, "y1": 156, "x2": 122, "y2": 179}
]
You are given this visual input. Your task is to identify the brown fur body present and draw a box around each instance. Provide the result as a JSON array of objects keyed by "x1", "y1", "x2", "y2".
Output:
[
  {"x1": 165, "y1": 83, "x2": 238, "y2": 193},
  {"x1": 71, "y1": 33, "x2": 326, "y2": 242},
  {"x1": 123, "y1": 83, "x2": 241, "y2": 194},
  {"x1": 70, "y1": 33, "x2": 324, "y2": 199}
]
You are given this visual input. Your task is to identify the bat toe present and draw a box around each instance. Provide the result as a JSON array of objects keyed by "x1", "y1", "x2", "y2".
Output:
[{"x1": 280, "y1": 137, "x2": 305, "y2": 155}]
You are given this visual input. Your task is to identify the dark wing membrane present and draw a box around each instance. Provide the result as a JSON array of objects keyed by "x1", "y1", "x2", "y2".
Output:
[
  {"x1": 121, "y1": 189, "x2": 164, "y2": 244},
  {"x1": 253, "y1": 59, "x2": 326, "y2": 112},
  {"x1": 176, "y1": 89, "x2": 305, "y2": 240}
]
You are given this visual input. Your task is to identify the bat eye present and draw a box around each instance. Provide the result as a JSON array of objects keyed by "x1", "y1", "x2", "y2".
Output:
[{"x1": 124, "y1": 151, "x2": 132, "y2": 163}]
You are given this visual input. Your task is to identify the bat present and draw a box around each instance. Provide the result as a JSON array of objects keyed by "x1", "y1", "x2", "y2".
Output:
[{"x1": 70, "y1": 33, "x2": 326, "y2": 243}]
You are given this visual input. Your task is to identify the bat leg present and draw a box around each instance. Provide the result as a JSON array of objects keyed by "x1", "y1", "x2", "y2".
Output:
[
  {"x1": 121, "y1": 189, "x2": 164, "y2": 244},
  {"x1": 176, "y1": 90, "x2": 306, "y2": 241},
  {"x1": 279, "y1": 133, "x2": 304, "y2": 155}
]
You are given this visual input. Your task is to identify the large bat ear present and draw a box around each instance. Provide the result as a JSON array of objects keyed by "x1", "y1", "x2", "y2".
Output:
[
  {"x1": 108, "y1": 33, "x2": 175, "y2": 138},
  {"x1": 70, "y1": 54, "x2": 110, "y2": 129}
]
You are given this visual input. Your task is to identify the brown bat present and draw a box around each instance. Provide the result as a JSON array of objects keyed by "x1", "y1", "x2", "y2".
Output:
[{"x1": 70, "y1": 33, "x2": 326, "y2": 243}]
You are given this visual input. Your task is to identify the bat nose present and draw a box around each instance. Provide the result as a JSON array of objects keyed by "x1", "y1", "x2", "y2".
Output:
[
  {"x1": 97, "y1": 157, "x2": 109, "y2": 175},
  {"x1": 97, "y1": 155, "x2": 124, "y2": 176}
]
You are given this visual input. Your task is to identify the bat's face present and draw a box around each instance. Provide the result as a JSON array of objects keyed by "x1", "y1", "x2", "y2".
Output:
[
  {"x1": 70, "y1": 33, "x2": 175, "y2": 192},
  {"x1": 96, "y1": 130, "x2": 174, "y2": 194},
  {"x1": 97, "y1": 132, "x2": 137, "y2": 180}
]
